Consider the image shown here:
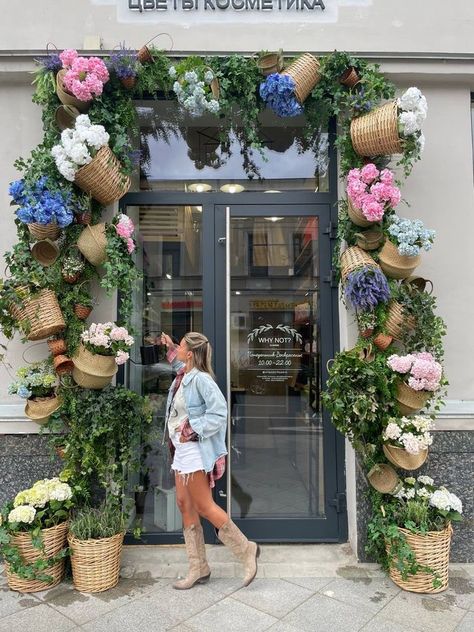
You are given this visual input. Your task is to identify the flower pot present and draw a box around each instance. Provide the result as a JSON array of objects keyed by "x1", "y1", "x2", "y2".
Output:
[
  {"x1": 355, "y1": 229, "x2": 385, "y2": 252},
  {"x1": 367, "y1": 463, "x2": 401, "y2": 494},
  {"x1": 27, "y1": 222, "x2": 60, "y2": 241},
  {"x1": 359, "y1": 327, "x2": 374, "y2": 339},
  {"x1": 10, "y1": 289, "x2": 66, "y2": 341},
  {"x1": 120, "y1": 76, "x2": 136, "y2": 90},
  {"x1": 5, "y1": 521, "x2": 68, "y2": 593},
  {"x1": 76, "y1": 211, "x2": 92, "y2": 225},
  {"x1": 48, "y1": 338, "x2": 67, "y2": 356},
  {"x1": 339, "y1": 246, "x2": 379, "y2": 282},
  {"x1": 386, "y1": 524, "x2": 452, "y2": 593},
  {"x1": 396, "y1": 381, "x2": 431, "y2": 415},
  {"x1": 281, "y1": 53, "x2": 320, "y2": 104},
  {"x1": 77, "y1": 223, "x2": 107, "y2": 266},
  {"x1": 137, "y1": 45, "x2": 152, "y2": 64},
  {"x1": 257, "y1": 52, "x2": 284, "y2": 76},
  {"x1": 340, "y1": 66, "x2": 360, "y2": 88},
  {"x1": 68, "y1": 531, "x2": 125, "y2": 593},
  {"x1": 56, "y1": 69, "x2": 91, "y2": 112},
  {"x1": 74, "y1": 146, "x2": 131, "y2": 206},
  {"x1": 53, "y1": 354, "x2": 74, "y2": 376},
  {"x1": 24, "y1": 394, "x2": 62, "y2": 425},
  {"x1": 347, "y1": 198, "x2": 375, "y2": 227},
  {"x1": 55, "y1": 446, "x2": 66, "y2": 460},
  {"x1": 383, "y1": 444, "x2": 428, "y2": 471},
  {"x1": 402, "y1": 275, "x2": 434, "y2": 295},
  {"x1": 373, "y1": 333, "x2": 393, "y2": 351},
  {"x1": 350, "y1": 101, "x2": 402, "y2": 157},
  {"x1": 74, "y1": 304, "x2": 93, "y2": 320},
  {"x1": 385, "y1": 301, "x2": 416, "y2": 340},
  {"x1": 62, "y1": 271, "x2": 82, "y2": 284},
  {"x1": 55, "y1": 104, "x2": 80, "y2": 131},
  {"x1": 379, "y1": 240, "x2": 421, "y2": 280},
  {"x1": 72, "y1": 343, "x2": 117, "y2": 390},
  {"x1": 31, "y1": 239, "x2": 60, "y2": 267}
]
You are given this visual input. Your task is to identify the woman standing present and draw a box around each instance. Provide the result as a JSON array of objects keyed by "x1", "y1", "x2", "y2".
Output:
[{"x1": 160, "y1": 331, "x2": 260, "y2": 590}]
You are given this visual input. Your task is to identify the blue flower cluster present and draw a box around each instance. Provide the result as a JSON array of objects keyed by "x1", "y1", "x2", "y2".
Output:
[
  {"x1": 259, "y1": 73, "x2": 303, "y2": 118},
  {"x1": 345, "y1": 266, "x2": 391, "y2": 311},
  {"x1": 387, "y1": 216, "x2": 436, "y2": 257},
  {"x1": 9, "y1": 177, "x2": 74, "y2": 228},
  {"x1": 108, "y1": 47, "x2": 138, "y2": 80}
]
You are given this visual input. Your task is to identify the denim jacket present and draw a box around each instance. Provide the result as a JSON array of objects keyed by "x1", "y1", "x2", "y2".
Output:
[{"x1": 163, "y1": 353, "x2": 228, "y2": 473}]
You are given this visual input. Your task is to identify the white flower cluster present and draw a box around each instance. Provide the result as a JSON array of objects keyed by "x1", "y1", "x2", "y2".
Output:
[
  {"x1": 7, "y1": 478, "x2": 72, "y2": 524},
  {"x1": 51, "y1": 114, "x2": 109, "y2": 181},
  {"x1": 169, "y1": 66, "x2": 220, "y2": 118},
  {"x1": 393, "y1": 476, "x2": 463, "y2": 516},
  {"x1": 383, "y1": 416, "x2": 433, "y2": 454},
  {"x1": 430, "y1": 488, "x2": 463, "y2": 514},
  {"x1": 397, "y1": 87, "x2": 428, "y2": 140}
]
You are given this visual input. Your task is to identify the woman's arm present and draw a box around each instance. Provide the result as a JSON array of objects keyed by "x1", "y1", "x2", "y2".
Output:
[
  {"x1": 188, "y1": 374, "x2": 227, "y2": 440},
  {"x1": 160, "y1": 332, "x2": 185, "y2": 372}
]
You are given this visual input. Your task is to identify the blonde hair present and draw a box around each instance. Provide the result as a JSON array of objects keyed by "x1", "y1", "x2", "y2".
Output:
[{"x1": 184, "y1": 332, "x2": 215, "y2": 378}]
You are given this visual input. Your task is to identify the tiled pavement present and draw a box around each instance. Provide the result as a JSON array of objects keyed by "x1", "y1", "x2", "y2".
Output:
[{"x1": 1, "y1": 545, "x2": 473, "y2": 632}]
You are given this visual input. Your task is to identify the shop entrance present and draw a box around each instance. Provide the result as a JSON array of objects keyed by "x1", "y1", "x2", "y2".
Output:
[{"x1": 121, "y1": 191, "x2": 346, "y2": 544}]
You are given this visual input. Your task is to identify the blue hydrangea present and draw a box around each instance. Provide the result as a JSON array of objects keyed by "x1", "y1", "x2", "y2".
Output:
[
  {"x1": 345, "y1": 266, "x2": 391, "y2": 311},
  {"x1": 10, "y1": 177, "x2": 74, "y2": 228},
  {"x1": 259, "y1": 73, "x2": 303, "y2": 118},
  {"x1": 9, "y1": 180, "x2": 25, "y2": 204},
  {"x1": 17, "y1": 385, "x2": 32, "y2": 399},
  {"x1": 388, "y1": 216, "x2": 436, "y2": 256}
]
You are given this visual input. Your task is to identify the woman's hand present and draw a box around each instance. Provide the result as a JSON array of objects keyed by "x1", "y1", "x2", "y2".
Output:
[{"x1": 160, "y1": 332, "x2": 174, "y2": 348}]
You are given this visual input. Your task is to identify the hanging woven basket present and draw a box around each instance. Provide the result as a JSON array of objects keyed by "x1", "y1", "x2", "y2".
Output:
[
  {"x1": 56, "y1": 69, "x2": 91, "y2": 112},
  {"x1": 76, "y1": 211, "x2": 92, "y2": 225},
  {"x1": 340, "y1": 67, "x2": 360, "y2": 88},
  {"x1": 379, "y1": 240, "x2": 421, "y2": 280},
  {"x1": 396, "y1": 380, "x2": 431, "y2": 415},
  {"x1": 257, "y1": 52, "x2": 284, "y2": 76},
  {"x1": 24, "y1": 394, "x2": 61, "y2": 424},
  {"x1": 74, "y1": 146, "x2": 131, "y2": 206},
  {"x1": 77, "y1": 223, "x2": 107, "y2": 266},
  {"x1": 72, "y1": 343, "x2": 117, "y2": 390},
  {"x1": 48, "y1": 338, "x2": 67, "y2": 357},
  {"x1": 386, "y1": 524, "x2": 452, "y2": 593},
  {"x1": 27, "y1": 222, "x2": 60, "y2": 241},
  {"x1": 350, "y1": 101, "x2": 402, "y2": 157},
  {"x1": 347, "y1": 198, "x2": 375, "y2": 228},
  {"x1": 367, "y1": 463, "x2": 401, "y2": 494},
  {"x1": 55, "y1": 104, "x2": 80, "y2": 131},
  {"x1": 5, "y1": 521, "x2": 68, "y2": 593},
  {"x1": 385, "y1": 301, "x2": 416, "y2": 340},
  {"x1": 281, "y1": 53, "x2": 320, "y2": 104},
  {"x1": 74, "y1": 304, "x2": 93, "y2": 320},
  {"x1": 402, "y1": 275, "x2": 434, "y2": 295},
  {"x1": 53, "y1": 354, "x2": 74, "y2": 376},
  {"x1": 31, "y1": 239, "x2": 60, "y2": 267},
  {"x1": 340, "y1": 246, "x2": 379, "y2": 282},
  {"x1": 120, "y1": 76, "x2": 137, "y2": 90},
  {"x1": 68, "y1": 531, "x2": 125, "y2": 593},
  {"x1": 383, "y1": 444, "x2": 428, "y2": 471},
  {"x1": 355, "y1": 229, "x2": 385, "y2": 252},
  {"x1": 10, "y1": 289, "x2": 66, "y2": 341},
  {"x1": 374, "y1": 333, "x2": 393, "y2": 351}
]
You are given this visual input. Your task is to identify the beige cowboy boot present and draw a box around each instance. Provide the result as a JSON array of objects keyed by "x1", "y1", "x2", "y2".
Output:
[
  {"x1": 173, "y1": 523, "x2": 211, "y2": 590},
  {"x1": 218, "y1": 519, "x2": 260, "y2": 587}
]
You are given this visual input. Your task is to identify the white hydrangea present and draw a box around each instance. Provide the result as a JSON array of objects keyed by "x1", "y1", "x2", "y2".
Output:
[
  {"x1": 75, "y1": 114, "x2": 92, "y2": 128},
  {"x1": 8, "y1": 505, "x2": 36, "y2": 524},
  {"x1": 398, "y1": 87, "x2": 423, "y2": 111},
  {"x1": 448, "y1": 492, "x2": 463, "y2": 514},
  {"x1": 417, "y1": 487, "x2": 431, "y2": 499},
  {"x1": 404, "y1": 488, "x2": 416, "y2": 500},
  {"x1": 417, "y1": 475, "x2": 434, "y2": 486},
  {"x1": 429, "y1": 489, "x2": 462, "y2": 513},
  {"x1": 383, "y1": 423, "x2": 402, "y2": 441},
  {"x1": 69, "y1": 143, "x2": 92, "y2": 166},
  {"x1": 49, "y1": 482, "x2": 73, "y2": 502},
  {"x1": 399, "y1": 111, "x2": 421, "y2": 136},
  {"x1": 417, "y1": 132, "x2": 426, "y2": 153},
  {"x1": 400, "y1": 432, "x2": 422, "y2": 454}
]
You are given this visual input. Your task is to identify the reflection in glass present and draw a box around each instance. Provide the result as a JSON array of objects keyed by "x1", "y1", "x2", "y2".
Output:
[{"x1": 229, "y1": 216, "x2": 324, "y2": 519}]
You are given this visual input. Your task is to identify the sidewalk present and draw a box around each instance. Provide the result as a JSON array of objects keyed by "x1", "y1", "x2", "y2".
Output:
[{"x1": 1, "y1": 544, "x2": 473, "y2": 632}]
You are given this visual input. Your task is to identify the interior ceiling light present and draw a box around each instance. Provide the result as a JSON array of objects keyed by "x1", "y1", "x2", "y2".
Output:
[
  {"x1": 220, "y1": 183, "x2": 245, "y2": 194},
  {"x1": 188, "y1": 183, "x2": 212, "y2": 192},
  {"x1": 264, "y1": 217, "x2": 284, "y2": 222},
  {"x1": 263, "y1": 190, "x2": 281, "y2": 193}
]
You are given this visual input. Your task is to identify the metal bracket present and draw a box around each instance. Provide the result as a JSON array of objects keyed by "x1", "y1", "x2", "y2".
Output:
[
  {"x1": 329, "y1": 492, "x2": 347, "y2": 514},
  {"x1": 323, "y1": 221, "x2": 338, "y2": 240},
  {"x1": 323, "y1": 269, "x2": 339, "y2": 288}
]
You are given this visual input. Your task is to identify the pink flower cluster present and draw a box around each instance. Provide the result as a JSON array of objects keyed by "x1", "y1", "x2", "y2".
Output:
[
  {"x1": 81, "y1": 322, "x2": 134, "y2": 365},
  {"x1": 347, "y1": 164, "x2": 401, "y2": 222},
  {"x1": 387, "y1": 351, "x2": 442, "y2": 392},
  {"x1": 59, "y1": 49, "x2": 109, "y2": 102},
  {"x1": 115, "y1": 214, "x2": 136, "y2": 254}
]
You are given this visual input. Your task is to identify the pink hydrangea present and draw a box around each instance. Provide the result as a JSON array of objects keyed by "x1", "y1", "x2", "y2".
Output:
[
  {"x1": 110, "y1": 327, "x2": 129, "y2": 341},
  {"x1": 379, "y1": 169, "x2": 395, "y2": 185},
  {"x1": 59, "y1": 49, "x2": 79, "y2": 68},
  {"x1": 389, "y1": 351, "x2": 442, "y2": 392},
  {"x1": 61, "y1": 54, "x2": 109, "y2": 102},
  {"x1": 346, "y1": 164, "x2": 400, "y2": 223},
  {"x1": 126, "y1": 238, "x2": 135, "y2": 254},
  {"x1": 115, "y1": 350, "x2": 130, "y2": 365},
  {"x1": 387, "y1": 353, "x2": 415, "y2": 374},
  {"x1": 115, "y1": 214, "x2": 135, "y2": 239},
  {"x1": 360, "y1": 163, "x2": 380, "y2": 184},
  {"x1": 361, "y1": 199, "x2": 384, "y2": 222}
]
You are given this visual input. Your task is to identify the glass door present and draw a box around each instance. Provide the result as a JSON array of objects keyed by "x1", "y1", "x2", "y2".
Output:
[{"x1": 214, "y1": 204, "x2": 346, "y2": 541}]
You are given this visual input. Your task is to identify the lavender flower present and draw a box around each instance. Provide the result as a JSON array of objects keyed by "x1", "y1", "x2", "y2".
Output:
[
  {"x1": 345, "y1": 266, "x2": 391, "y2": 311},
  {"x1": 35, "y1": 53, "x2": 62, "y2": 72}
]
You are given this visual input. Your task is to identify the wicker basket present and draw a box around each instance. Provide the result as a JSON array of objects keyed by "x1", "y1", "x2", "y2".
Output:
[
  {"x1": 68, "y1": 531, "x2": 124, "y2": 593},
  {"x1": 383, "y1": 444, "x2": 428, "y2": 471},
  {"x1": 56, "y1": 69, "x2": 91, "y2": 112},
  {"x1": 374, "y1": 333, "x2": 393, "y2": 351},
  {"x1": 74, "y1": 146, "x2": 131, "y2": 206},
  {"x1": 396, "y1": 380, "x2": 431, "y2": 415},
  {"x1": 282, "y1": 53, "x2": 320, "y2": 104},
  {"x1": 340, "y1": 246, "x2": 378, "y2": 282},
  {"x1": 258, "y1": 52, "x2": 284, "y2": 76},
  {"x1": 367, "y1": 463, "x2": 401, "y2": 494},
  {"x1": 347, "y1": 198, "x2": 374, "y2": 228},
  {"x1": 48, "y1": 338, "x2": 67, "y2": 356},
  {"x1": 355, "y1": 230, "x2": 385, "y2": 251},
  {"x1": 403, "y1": 275, "x2": 434, "y2": 295},
  {"x1": 137, "y1": 45, "x2": 152, "y2": 64},
  {"x1": 5, "y1": 521, "x2": 68, "y2": 593},
  {"x1": 12, "y1": 289, "x2": 65, "y2": 341},
  {"x1": 120, "y1": 76, "x2": 136, "y2": 90},
  {"x1": 31, "y1": 239, "x2": 60, "y2": 266},
  {"x1": 350, "y1": 101, "x2": 402, "y2": 157},
  {"x1": 53, "y1": 354, "x2": 74, "y2": 376},
  {"x1": 72, "y1": 343, "x2": 117, "y2": 390},
  {"x1": 76, "y1": 211, "x2": 92, "y2": 225},
  {"x1": 28, "y1": 222, "x2": 61, "y2": 241},
  {"x1": 55, "y1": 104, "x2": 80, "y2": 131},
  {"x1": 25, "y1": 395, "x2": 61, "y2": 424},
  {"x1": 379, "y1": 240, "x2": 421, "y2": 280},
  {"x1": 385, "y1": 301, "x2": 416, "y2": 340},
  {"x1": 386, "y1": 524, "x2": 452, "y2": 593},
  {"x1": 77, "y1": 223, "x2": 107, "y2": 266},
  {"x1": 74, "y1": 304, "x2": 93, "y2": 320},
  {"x1": 340, "y1": 67, "x2": 360, "y2": 88}
]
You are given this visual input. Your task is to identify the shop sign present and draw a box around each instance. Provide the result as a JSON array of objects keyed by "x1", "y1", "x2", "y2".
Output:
[
  {"x1": 246, "y1": 323, "x2": 303, "y2": 384},
  {"x1": 128, "y1": 0, "x2": 326, "y2": 11}
]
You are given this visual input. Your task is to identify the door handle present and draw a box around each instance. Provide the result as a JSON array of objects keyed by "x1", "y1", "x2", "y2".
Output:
[{"x1": 218, "y1": 237, "x2": 226, "y2": 244}]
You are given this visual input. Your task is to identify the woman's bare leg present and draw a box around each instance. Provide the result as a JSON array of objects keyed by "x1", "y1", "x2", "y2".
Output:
[
  {"x1": 175, "y1": 472, "x2": 201, "y2": 527},
  {"x1": 185, "y1": 471, "x2": 228, "y2": 529}
]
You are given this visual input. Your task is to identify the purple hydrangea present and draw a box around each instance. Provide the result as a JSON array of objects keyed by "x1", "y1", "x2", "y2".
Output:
[
  {"x1": 259, "y1": 73, "x2": 303, "y2": 117},
  {"x1": 345, "y1": 266, "x2": 391, "y2": 311}
]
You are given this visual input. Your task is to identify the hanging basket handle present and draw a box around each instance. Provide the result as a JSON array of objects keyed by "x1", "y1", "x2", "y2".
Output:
[
  {"x1": 46, "y1": 42, "x2": 59, "y2": 55},
  {"x1": 21, "y1": 341, "x2": 48, "y2": 365},
  {"x1": 143, "y1": 32, "x2": 174, "y2": 51}
]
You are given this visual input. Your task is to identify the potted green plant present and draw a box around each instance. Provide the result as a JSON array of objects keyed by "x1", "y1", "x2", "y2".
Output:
[
  {"x1": 0, "y1": 477, "x2": 73, "y2": 593},
  {"x1": 108, "y1": 44, "x2": 139, "y2": 89},
  {"x1": 382, "y1": 415, "x2": 433, "y2": 470},
  {"x1": 62, "y1": 252, "x2": 85, "y2": 284}
]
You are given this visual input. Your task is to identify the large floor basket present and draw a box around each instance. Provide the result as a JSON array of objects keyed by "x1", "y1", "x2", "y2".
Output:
[{"x1": 68, "y1": 531, "x2": 125, "y2": 593}]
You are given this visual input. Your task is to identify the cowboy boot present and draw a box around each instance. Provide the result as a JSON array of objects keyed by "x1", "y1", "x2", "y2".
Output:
[
  {"x1": 218, "y1": 519, "x2": 260, "y2": 587},
  {"x1": 173, "y1": 523, "x2": 211, "y2": 590}
]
